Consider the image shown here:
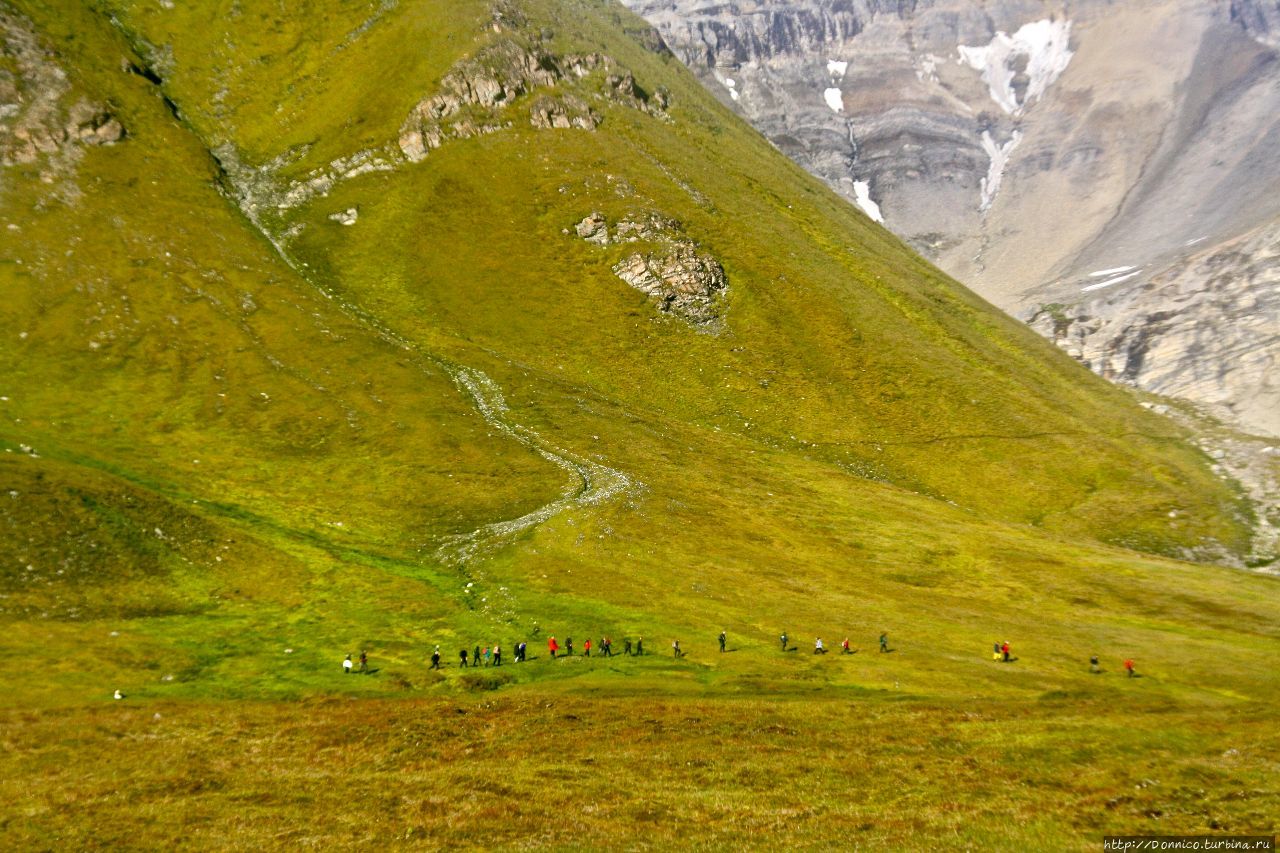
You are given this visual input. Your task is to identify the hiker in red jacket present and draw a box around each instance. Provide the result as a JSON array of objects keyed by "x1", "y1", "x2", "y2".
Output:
[
  {"x1": 1124, "y1": 659, "x2": 1135, "y2": 678},
  {"x1": 548, "y1": 636, "x2": 559, "y2": 658},
  {"x1": 584, "y1": 638, "x2": 592, "y2": 658},
  {"x1": 1001, "y1": 642, "x2": 1011, "y2": 662}
]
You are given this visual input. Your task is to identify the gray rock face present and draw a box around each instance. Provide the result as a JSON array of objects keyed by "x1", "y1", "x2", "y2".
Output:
[
  {"x1": 1233, "y1": 0, "x2": 1280, "y2": 47},
  {"x1": 0, "y1": 8, "x2": 123, "y2": 168},
  {"x1": 1028, "y1": 218, "x2": 1280, "y2": 437},
  {"x1": 623, "y1": 0, "x2": 1280, "y2": 436}
]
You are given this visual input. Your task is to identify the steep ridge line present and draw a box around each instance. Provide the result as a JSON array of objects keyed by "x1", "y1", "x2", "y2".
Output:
[{"x1": 807, "y1": 429, "x2": 1197, "y2": 449}]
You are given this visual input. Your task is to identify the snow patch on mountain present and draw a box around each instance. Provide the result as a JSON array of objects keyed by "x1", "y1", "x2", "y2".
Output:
[
  {"x1": 916, "y1": 53, "x2": 940, "y2": 83},
  {"x1": 823, "y1": 87, "x2": 843, "y2": 113},
  {"x1": 959, "y1": 19, "x2": 1073, "y2": 115},
  {"x1": 979, "y1": 130, "x2": 1021, "y2": 211},
  {"x1": 1082, "y1": 270, "x2": 1141, "y2": 291},
  {"x1": 853, "y1": 181, "x2": 883, "y2": 223},
  {"x1": 827, "y1": 59, "x2": 847, "y2": 78}
]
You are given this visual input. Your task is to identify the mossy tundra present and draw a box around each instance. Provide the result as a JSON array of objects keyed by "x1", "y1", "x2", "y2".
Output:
[{"x1": 1, "y1": 0, "x2": 1276, "y2": 848}]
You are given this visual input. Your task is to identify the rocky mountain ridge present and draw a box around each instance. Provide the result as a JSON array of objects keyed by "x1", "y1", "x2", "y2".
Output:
[{"x1": 622, "y1": 0, "x2": 1280, "y2": 437}]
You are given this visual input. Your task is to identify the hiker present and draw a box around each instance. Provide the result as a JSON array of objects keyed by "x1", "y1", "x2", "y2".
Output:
[
  {"x1": 672, "y1": 639, "x2": 683, "y2": 658},
  {"x1": 516, "y1": 641, "x2": 527, "y2": 662},
  {"x1": 719, "y1": 631, "x2": 727, "y2": 653},
  {"x1": 483, "y1": 646, "x2": 492, "y2": 666},
  {"x1": 548, "y1": 636, "x2": 559, "y2": 658},
  {"x1": 343, "y1": 654, "x2": 353, "y2": 674},
  {"x1": 359, "y1": 650, "x2": 368, "y2": 673},
  {"x1": 1124, "y1": 659, "x2": 1135, "y2": 678},
  {"x1": 532, "y1": 622, "x2": 540, "y2": 637},
  {"x1": 430, "y1": 647, "x2": 441, "y2": 670},
  {"x1": 879, "y1": 633, "x2": 888, "y2": 653},
  {"x1": 1001, "y1": 642, "x2": 1011, "y2": 663},
  {"x1": 636, "y1": 637, "x2": 644, "y2": 656},
  {"x1": 474, "y1": 644, "x2": 481, "y2": 667},
  {"x1": 814, "y1": 638, "x2": 827, "y2": 654},
  {"x1": 583, "y1": 638, "x2": 592, "y2": 658},
  {"x1": 780, "y1": 631, "x2": 788, "y2": 651},
  {"x1": 992, "y1": 642, "x2": 1002, "y2": 662},
  {"x1": 566, "y1": 637, "x2": 574, "y2": 656},
  {"x1": 602, "y1": 637, "x2": 612, "y2": 657},
  {"x1": 841, "y1": 638, "x2": 851, "y2": 654},
  {"x1": 1090, "y1": 655, "x2": 1100, "y2": 673},
  {"x1": 459, "y1": 648, "x2": 468, "y2": 668},
  {"x1": 493, "y1": 644, "x2": 502, "y2": 666},
  {"x1": 623, "y1": 638, "x2": 633, "y2": 656}
]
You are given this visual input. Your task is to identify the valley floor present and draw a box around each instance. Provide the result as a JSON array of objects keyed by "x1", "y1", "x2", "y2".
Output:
[{"x1": 4, "y1": 685, "x2": 1277, "y2": 849}]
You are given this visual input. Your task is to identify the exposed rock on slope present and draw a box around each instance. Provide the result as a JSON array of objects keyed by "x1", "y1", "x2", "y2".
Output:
[
  {"x1": 622, "y1": 0, "x2": 1280, "y2": 436},
  {"x1": 0, "y1": 8, "x2": 122, "y2": 168},
  {"x1": 398, "y1": 38, "x2": 668, "y2": 162},
  {"x1": 574, "y1": 211, "x2": 727, "y2": 326}
]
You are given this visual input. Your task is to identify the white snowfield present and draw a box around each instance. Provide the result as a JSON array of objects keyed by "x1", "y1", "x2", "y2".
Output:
[
  {"x1": 826, "y1": 59, "x2": 847, "y2": 77},
  {"x1": 916, "y1": 53, "x2": 940, "y2": 83},
  {"x1": 721, "y1": 76, "x2": 739, "y2": 101},
  {"x1": 1089, "y1": 266, "x2": 1138, "y2": 277},
  {"x1": 958, "y1": 19, "x2": 1074, "y2": 115},
  {"x1": 853, "y1": 180, "x2": 884, "y2": 223},
  {"x1": 823, "y1": 87, "x2": 843, "y2": 113},
  {"x1": 979, "y1": 130, "x2": 1021, "y2": 211},
  {"x1": 1082, "y1": 270, "x2": 1141, "y2": 292}
]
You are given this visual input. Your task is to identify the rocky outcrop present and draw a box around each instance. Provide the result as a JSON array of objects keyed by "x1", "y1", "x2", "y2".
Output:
[
  {"x1": 528, "y1": 94, "x2": 599, "y2": 130},
  {"x1": 328, "y1": 207, "x2": 358, "y2": 226},
  {"x1": 397, "y1": 37, "x2": 667, "y2": 162},
  {"x1": 623, "y1": 0, "x2": 1280, "y2": 438},
  {"x1": 612, "y1": 248, "x2": 727, "y2": 325},
  {"x1": 574, "y1": 211, "x2": 727, "y2": 326},
  {"x1": 0, "y1": 8, "x2": 123, "y2": 168}
]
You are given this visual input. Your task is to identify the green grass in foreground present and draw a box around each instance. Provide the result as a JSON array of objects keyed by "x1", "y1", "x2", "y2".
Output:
[{"x1": 4, "y1": 696, "x2": 1277, "y2": 849}]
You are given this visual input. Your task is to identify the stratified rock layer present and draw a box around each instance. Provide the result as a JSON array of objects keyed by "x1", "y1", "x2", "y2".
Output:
[{"x1": 623, "y1": 0, "x2": 1280, "y2": 436}]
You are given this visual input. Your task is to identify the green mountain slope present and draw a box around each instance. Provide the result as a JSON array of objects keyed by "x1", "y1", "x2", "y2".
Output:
[{"x1": 1, "y1": 0, "x2": 1277, "y2": 846}]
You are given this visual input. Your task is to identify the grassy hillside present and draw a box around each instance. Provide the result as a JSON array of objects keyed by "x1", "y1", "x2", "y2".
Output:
[{"x1": 1, "y1": 0, "x2": 1277, "y2": 847}]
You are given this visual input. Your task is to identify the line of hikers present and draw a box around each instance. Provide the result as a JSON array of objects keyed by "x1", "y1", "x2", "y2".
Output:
[
  {"x1": 780, "y1": 631, "x2": 891, "y2": 654},
  {"x1": 348, "y1": 630, "x2": 892, "y2": 673},
  {"x1": 345, "y1": 631, "x2": 1137, "y2": 678}
]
